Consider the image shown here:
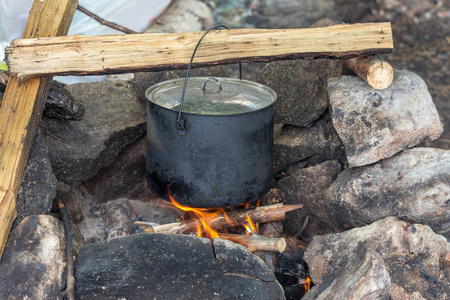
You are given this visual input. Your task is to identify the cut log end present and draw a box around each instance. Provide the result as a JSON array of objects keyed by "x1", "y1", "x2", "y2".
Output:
[
  {"x1": 367, "y1": 61, "x2": 394, "y2": 90},
  {"x1": 278, "y1": 237, "x2": 287, "y2": 253}
]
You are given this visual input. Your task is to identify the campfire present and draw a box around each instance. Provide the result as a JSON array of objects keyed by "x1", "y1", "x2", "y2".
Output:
[
  {"x1": 133, "y1": 187, "x2": 312, "y2": 297},
  {"x1": 0, "y1": 1, "x2": 448, "y2": 300},
  {"x1": 135, "y1": 188, "x2": 301, "y2": 253}
]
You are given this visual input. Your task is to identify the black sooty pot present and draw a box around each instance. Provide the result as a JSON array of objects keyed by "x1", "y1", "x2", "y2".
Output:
[{"x1": 145, "y1": 76, "x2": 277, "y2": 208}]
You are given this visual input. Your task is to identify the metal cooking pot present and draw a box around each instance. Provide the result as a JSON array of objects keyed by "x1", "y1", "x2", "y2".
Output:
[{"x1": 145, "y1": 26, "x2": 277, "y2": 207}]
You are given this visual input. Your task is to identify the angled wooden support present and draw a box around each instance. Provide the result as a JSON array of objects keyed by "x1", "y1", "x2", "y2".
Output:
[
  {"x1": 0, "y1": 0, "x2": 78, "y2": 259},
  {"x1": 5, "y1": 22, "x2": 393, "y2": 81}
]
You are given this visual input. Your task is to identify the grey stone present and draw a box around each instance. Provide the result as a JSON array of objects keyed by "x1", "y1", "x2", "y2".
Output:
[
  {"x1": 14, "y1": 131, "x2": 57, "y2": 228},
  {"x1": 145, "y1": 0, "x2": 214, "y2": 34},
  {"x1": 83, "y1": 136, "x2": 148, "y2": 201},
  {"x1": 74, "y1": 233, "x2": 285, "y2": 299},
  {"x1": 45, "y1": 81, "x2": 85, "y2": 120},
  {"x1": 328, "y1": 69, "x2": 443, "y2": 167},
  {"x1": 303, "y1": 243, "x2": 391, "y2": 300},
  {"x1": 0, "y1": 215, "x2": 65, "y2": 300},
  {"x1": 273, "y1": 116, "x2": 346, "y2": 173},
  {"x1": 328, "y1": 147, "x2": 450, "y2": 238},
  {"x1": 304, "y1": 217, "x2": 450, "y2": 299},
  {"x1": 277, "y1": 160, "x2": 342, "y2": 239},
  {"x1": 258, "y1": 59, "x2": 343, "y2": 127},
  {"x1": 40, "y1": 80, "x2": 147, "y2": 183}
]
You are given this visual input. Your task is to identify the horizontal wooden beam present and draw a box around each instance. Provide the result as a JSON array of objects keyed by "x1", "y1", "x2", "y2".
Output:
[{"x1": 5, "y1": 22, "x2": 393, "y2": 81}]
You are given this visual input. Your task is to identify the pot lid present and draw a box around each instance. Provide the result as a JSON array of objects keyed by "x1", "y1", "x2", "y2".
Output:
[{"x1": 145, "y1": 77, "x2": 277, "y2": 116}]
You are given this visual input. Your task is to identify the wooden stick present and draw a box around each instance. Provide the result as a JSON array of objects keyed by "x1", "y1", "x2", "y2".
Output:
[
  {"x1": 217, "y1": 234, "x2": 286, "y2": 253},
  {"x1": 76, "y1": 5, "x2": 137, "y2": 34},
  {"x1": 5, "y1": 23, "x2": 393, "y2": 81},
  {"x1": 135, "y1": 203, "x2": 302, "y2": 235},
  {"x1": 254, "y1": 221, "x2": 284, "y2": 271},
  {"x1": 344, "y1": 55, "x2": 394, "y2": 89},
  {"x1": 313, "y1": 18, "x2": 394, "y2": 89},
  {"x1": 0, "y1": 0, "x2": 78, "y2": 259},
  {"x1": 58, "y1": 200, "x2": 76, "y2": 300}
]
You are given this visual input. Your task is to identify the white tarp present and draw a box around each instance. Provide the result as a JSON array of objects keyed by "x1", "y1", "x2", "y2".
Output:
[{"x1": 0, "y1": 0, "x2": 170, "y2": 82}]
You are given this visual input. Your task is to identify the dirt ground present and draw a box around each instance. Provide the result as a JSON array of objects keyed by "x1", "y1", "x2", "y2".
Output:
[{"x1": 361, "y1": 0, "x2": 449, "y2": 149}]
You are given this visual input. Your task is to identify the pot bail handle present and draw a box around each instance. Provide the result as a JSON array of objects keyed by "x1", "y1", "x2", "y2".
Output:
[{"x1": 176, "y1": 24, "x2": 243, "y2": 136}]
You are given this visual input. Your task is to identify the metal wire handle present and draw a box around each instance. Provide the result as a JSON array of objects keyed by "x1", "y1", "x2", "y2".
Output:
[{"x1": 176, "y1": 24, "x2": 243, "y2": 136}]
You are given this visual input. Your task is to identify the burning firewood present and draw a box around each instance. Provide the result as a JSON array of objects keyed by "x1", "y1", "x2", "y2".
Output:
[
  {"x1": 218, "y1": 233, "x2": 286, "y2": 253},
  {"x1": 135, "y1": 203, "x2": 302, "y2": 235},
  {"x1": 135, "y1": 203, "x2": 302, "y2": 253}
]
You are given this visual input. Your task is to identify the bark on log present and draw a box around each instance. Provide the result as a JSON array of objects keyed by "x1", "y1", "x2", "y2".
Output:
[
  {"x1": 0, "y1": 0, "x2": 78, "y2": 259},
  {"x1": 134, "y1": 203, "x2": 302, "y2": 235},
  {"x1": 217, "y1": 234, "x2": 286, "y2": 253},
  {"x1": 344, "y1": 55, "x2": 394, "y2": 89},
  {"x1": 5, "y1": 23, "x2": 393, "y2": 81}
]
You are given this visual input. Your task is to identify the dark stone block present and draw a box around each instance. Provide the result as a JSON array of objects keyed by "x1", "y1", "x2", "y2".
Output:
[
  {"x1": 14, "y1": 131, "x2": 57, "y2": 228},
  {"x1": 258, "y1": 59, "x2": 343, "y2": 128},
  {"x1": 277, "y1": 160, "x2": 341, "y2": 239},
  {"x1": 75, "y1": 233, "x2": 285, "y2": 300},
  {"x1": 40, "y1": 81, "x2": 146, "y2": 183}
]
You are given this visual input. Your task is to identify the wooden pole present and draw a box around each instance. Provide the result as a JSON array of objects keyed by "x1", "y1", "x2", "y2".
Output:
[
  {"x1": 0, "y1": 0, "x2": 78, "y2": 259},
  {"x1": 5, "y1": 22, "x2": 393, "y2": 81}
]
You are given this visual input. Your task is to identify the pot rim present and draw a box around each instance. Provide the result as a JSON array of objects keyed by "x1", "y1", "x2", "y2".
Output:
[{"x1": 145, "y1": 76, "x2": 277, "y2": 116}]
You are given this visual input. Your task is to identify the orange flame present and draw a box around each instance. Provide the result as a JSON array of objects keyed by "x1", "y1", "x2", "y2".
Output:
[
  {"x1": 244, "y1": 214, "x2": 258, "y2": 235},
  {"x1": 168, "y1": 190, "x2": 221, "y2": 239},
  {"x1": 299, "y1": 277, "x2": 311, "y2": 292},
  {"x1": 167, "y1": 188, "x2": 260, "y2": 239}
]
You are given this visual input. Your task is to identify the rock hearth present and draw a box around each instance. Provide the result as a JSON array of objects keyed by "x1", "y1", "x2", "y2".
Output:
[
  {"x1": 2, "y1": 1, "x2": 448, "y2": 299},
  {"x1": 40, "y1": 80, "x2": 147, "y2": 184},
  {"x1": 328, "y1": 69, "x2": 443, "y2": 167},
  {"x1": 304, "y1": 217, "x2": 450, "y2": 299},
  {"x1": 329, "y1": 147, "x2": 450, "y2": 238}
]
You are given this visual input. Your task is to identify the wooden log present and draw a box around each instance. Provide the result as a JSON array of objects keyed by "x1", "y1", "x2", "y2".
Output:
[
  {"x1": 344, "y1": 55, "x2": 394, "y2": 89},
  {"x1": 217, "y1": 234, "x2": 286, "y2": 253},
  {"x1": 0, "y1": 0, "x2": 78, "y2": 259},
  {"x1": 5, "y1": 22, "x2": 394, "y2": 81},
  {"x1": 134, "y1": 203, "x2": 302, "y2": 235},
  {"x1": 254, "y1": 221, "x2": 284, "y2": 271},
  {"x1": 313, "y1": 18, "x2": 394, "y2": 89}
]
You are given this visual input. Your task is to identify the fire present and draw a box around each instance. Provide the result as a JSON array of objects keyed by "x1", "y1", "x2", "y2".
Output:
[
  {"x1": 167, "y1": 188, "x2": 260, "y2": 239},
  {"x1": 167, "y1": 190, "x2": 221, "y2": 239},
  {"x1": 244, "y1": 214, "x2": 258, "y2": 235},
  {"x1": 299, "y1": 277, "x2": 311, "y2": 292}
]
